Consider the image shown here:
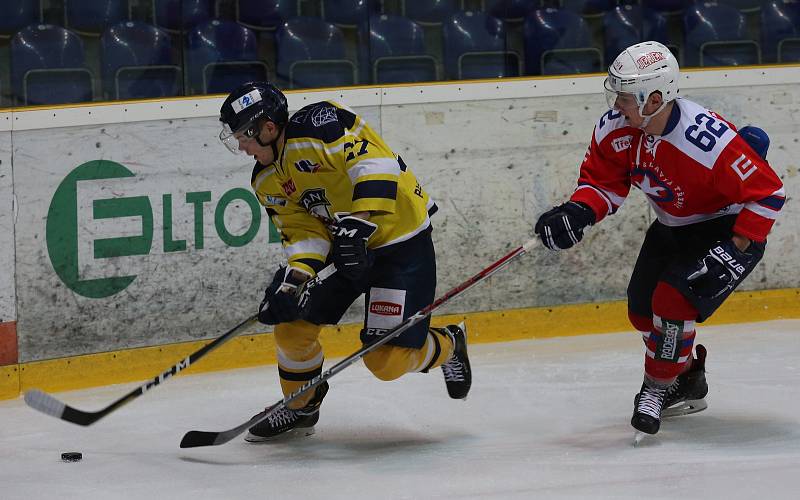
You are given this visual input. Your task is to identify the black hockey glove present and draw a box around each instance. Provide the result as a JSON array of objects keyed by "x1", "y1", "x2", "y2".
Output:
[
  {"x1": 685, "y1": 239, "x2": 765, "y2": 299},
  {"x1": 258, "y1": 266, "x2": 312, "y2": 325},
  {"x1": 534, "y1": 201, "x2": 596, "y2": 250},
  {"x1": 331, "y1": 215, "x2": 378, "y2": 281}
]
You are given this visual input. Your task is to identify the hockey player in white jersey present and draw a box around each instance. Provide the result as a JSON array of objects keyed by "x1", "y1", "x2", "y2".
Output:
[{"x1": 534, "y1": 42, "x2": 784, "y2": 438}]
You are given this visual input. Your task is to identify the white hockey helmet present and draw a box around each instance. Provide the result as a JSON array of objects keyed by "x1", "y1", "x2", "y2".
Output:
[{"x1": 604, "y1": 41, "x2": 679, "y2": 125}]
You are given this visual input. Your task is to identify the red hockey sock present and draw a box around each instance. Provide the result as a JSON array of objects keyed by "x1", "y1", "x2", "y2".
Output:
[
  {"x1": 628, "y1": 310, "x2": 653, "y2": 346},
  {"x1": 644, "y1": 282, "x2": 698, "y2": 383}
]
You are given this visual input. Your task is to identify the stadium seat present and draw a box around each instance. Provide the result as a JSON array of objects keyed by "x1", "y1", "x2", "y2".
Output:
[
  {"x1": 486, "y1": 0, "x2": 537, "y2": 21},
  {"x1": 64, "y1": 0, "x2": 130, "y2": 35},
  {"x1": 10, "y1": 24, "x2": 94, "y2": 105},
  {"x1": 761, "y1": 1, "x2": 800, "y2": 63},
  {"x1": 442, "y1": 11, "x2": 520, "y2": 80},
  {"x1": 101, "y1": 21, "x2": 181, "y2": 99},
  {"x1": 186, "y1": 19, "x2": 268, "y2": 94},
  {"x1": 724, "y1": 0, "x2": 763, "y2": 13},
  {"x1": 367, "y1": 14, "x2": 437, "y2": 84},
  {"x1": 0, "y1": 0, "x2": 41, "y2": 38},
  {"x1": 276, "y1": 17, "x2": 356, "y2": 89},
  {"x1": 404, "y1": 0, "x2": 459, "y2": 25},
  {"x1": 640, "y1": 0, "x2": 689, "y2": 14},
  {"x1": 683, "y1": 2, "x2": 760, "y2": 67},
  {"x1": 154, "y1": 0, "x2": 212, "y2": 32},
  {"x1": 523, "y1": 8, "x2": 603, "y2": 75},
  {"x1": 561, "y1": 0, "x2": 617, "y2": 17},
  {"x1": 603, "y1": 4, "x2": 671, "y2": 65},
  {"x1": 237, "y1": 0, "x2": 297, "y2": 30},
  {"x1": 323, "y1": 0, "x2": 373, "y2": 28}
]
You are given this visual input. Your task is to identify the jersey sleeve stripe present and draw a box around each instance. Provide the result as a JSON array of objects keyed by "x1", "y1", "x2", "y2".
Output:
[
  {"x1": 347, "y1": 157, "x2": 402, "y2": 183},
  {"x1": 353, "y1": 179, "x2": 398, "y2": 201},
  {"x1": 756, "y1": 194, "x2": 786, "y2": 210},
  {"x1": 743, "y1": 202, "x2": 781, "y2": 220},
  {"x1": 574, "y1": 184, "x2": 614, "y2": 213},
  {"x1": 284, "y1": 238, "x2": 330, "y2": 259}
]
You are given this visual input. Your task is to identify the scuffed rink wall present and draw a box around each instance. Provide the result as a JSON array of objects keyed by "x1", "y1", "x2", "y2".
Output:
[
  {"x1": 0, "y1": 111, "x2": 16, "y2": 367},
  {"x1": 12, "y1": 114, "x2": 284, "y2": 361},
  {"x1": 6, "y1": 67, "x2": 800, "y2": 368}
]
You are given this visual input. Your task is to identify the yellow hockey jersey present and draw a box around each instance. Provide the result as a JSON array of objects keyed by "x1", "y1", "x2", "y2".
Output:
[{"x1": 251, "y1": 100, "x2": 436, "y2": 276}]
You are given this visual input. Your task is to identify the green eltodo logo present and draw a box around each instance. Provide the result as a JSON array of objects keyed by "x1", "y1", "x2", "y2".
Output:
[{"x1": 46, "y1": 160, "x2": 276, "y2": 298}]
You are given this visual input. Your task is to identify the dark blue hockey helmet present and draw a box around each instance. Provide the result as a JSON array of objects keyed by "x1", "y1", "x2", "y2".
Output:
[
  {"x1": 738, "y1": 126, "x2": 769, "y2": 160},
  {"x1": 219, "y1": 81, "x2": 288, "y2": 153}
]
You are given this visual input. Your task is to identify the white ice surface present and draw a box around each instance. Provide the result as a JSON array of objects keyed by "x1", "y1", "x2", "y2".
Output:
[{"x1": 2, "y1": 320, "x2": 799, "y2": 500}]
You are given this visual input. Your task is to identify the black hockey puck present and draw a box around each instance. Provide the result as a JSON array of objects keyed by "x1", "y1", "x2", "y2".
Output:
[{"x1": 61, "y1": 452, "x2": 82, "y2": 462}]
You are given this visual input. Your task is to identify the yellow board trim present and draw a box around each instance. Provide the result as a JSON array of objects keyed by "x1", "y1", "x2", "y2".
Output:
[{"x1": 4, "y1": 288, "x2": 798, "y2": 401}]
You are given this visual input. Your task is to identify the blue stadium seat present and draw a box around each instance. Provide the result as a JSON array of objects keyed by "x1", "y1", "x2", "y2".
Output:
[
  {"x1": 442, "y1": 11, "x2": 520, "y2": 80},
  {"x1": 154, "y1": 0, "x2": 212, "y2": 32},
  {"x1": 762, "y1": 1, "x2": 800, "y2": 63},
  {"x1": 486, "y1": 0, "x2": 537, "y2": 21},
  {"x1": 10, "y1": 24, "x2": 94, "y2": 105},
  {"x1": 561, "y1": 0, "x2": 617, "y2": 17},
  {"x1": 64, "y1": 0, "x2": 129, "y2": 35},
  {"x1": 323, "y1": 0, "x2": 373, "y2": 28},
  {"x1": 684, "y1": 2, "x2": 760, "y2": 67},
  {"x1": 724, "y1": 0, "x2": 764, "y2": 13},
  {"x1": 640, "y1": 0, "x2": 689, "y2": 14},
  {"x1": 603, "y1": 4, "x2": 670, "y2": 65},
  {"x1": 0, "y1": 0, "x2": 41, "y2": 38},
  {"x1": 404, "y1": 0, "x2": 459, "y2": 25},
  {"x1": 237, "y1": 0, "x2": 297, "y2": 30},
  {"x1": 276, "y1": 17, "x2": 356, "y2": 89},
  {"x1": 523, "y1": 8, "x2": 602, "y2": 75},
  {"x1": 367, "y1": 14, "x2": 437, "y2": 84},
  {"x1": 101, "y1": 21, "x2": 181, "y2": 99},
  {"x1": 186, "y1": 19, "x2": 268, "y2": 94}
]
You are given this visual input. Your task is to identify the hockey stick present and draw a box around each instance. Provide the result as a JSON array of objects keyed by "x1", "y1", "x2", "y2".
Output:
[
  {"x1": 24, "y1": 264, "x2": 337, "y2": 426},
  {"x1": 180, "y1": 238, "x2": 538, "y2": 448}
]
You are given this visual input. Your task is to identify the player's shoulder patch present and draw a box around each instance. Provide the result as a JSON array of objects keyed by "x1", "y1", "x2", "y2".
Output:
[
  {"x1": 286, "y1": 101, "x2": 354, "y2": 143},
  {"x1": 593, "y1": 109, "x2": 631, "y2": 145}
]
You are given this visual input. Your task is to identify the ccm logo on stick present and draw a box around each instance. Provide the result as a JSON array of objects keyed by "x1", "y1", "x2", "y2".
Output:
[{"x1": 370, "y1": 301, "x2": 401, "y2": 316}]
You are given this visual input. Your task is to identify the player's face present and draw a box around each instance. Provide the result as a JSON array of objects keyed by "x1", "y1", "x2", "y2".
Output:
[
  {"x1": 235, "y1": 120, "x2": 275, "y2": 163},
  {"x1": 613, "y1": 92, "x2": 643, "y2": 125}
]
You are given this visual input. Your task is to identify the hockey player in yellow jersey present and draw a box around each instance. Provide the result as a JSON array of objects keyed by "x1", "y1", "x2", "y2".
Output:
[{"x1": 219, "y1": 82, "x2": 472, "y2": 442}]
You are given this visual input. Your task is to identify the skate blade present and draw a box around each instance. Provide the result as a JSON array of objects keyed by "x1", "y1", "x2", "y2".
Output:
[
  {"x1": 662, "y1": 398, "x2": 707, "y2": 418},
  {"x1": 633, "y1": 431, "x2": 646, "y2": 447},
  {"x1": 244, "y1": 425, "x2": 316, "y2": 443}
]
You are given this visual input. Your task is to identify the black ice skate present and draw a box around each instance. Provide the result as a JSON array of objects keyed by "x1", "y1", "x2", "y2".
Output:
[
  {"x1": 441, "y1": 323, "x2": 472, "y2": 400},
  {"x1": 631, "y1": 382, "x2": 667, "y2": 436},
  {"x1": 245, "y1": 381, "x2": 329, "y2": 443},
  {"x1": 663, "y1": 344, "x2": 708, "y2": 418}
]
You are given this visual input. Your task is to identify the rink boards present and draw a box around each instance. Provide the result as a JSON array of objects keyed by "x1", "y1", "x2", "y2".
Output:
[{"x1": 1, "y1": 67, "x2": 799, "y2": 399}]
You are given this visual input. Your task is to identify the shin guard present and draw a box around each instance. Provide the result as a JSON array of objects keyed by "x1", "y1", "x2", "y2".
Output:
[
  {"x1": 274, "y1": 320, "x2": 324, "y2": 409},
  {"x1": 645, "y1": 282, "x2": 698, "y2": 382}
]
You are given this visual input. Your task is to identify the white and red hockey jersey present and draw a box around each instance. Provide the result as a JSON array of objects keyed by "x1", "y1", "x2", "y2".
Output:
[{"x1": 571, "y1": 98, "x2": 785, "y2": 242}]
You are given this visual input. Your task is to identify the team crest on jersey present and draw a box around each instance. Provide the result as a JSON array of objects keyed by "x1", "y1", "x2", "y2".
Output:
[
  {"x1": 281, "y1": 178, "x2": 296, "y2": 196},
  {"x1": 312, "y1": 105, "x2": 338, "y2": 127},
  {"x1": 631, "y1": 167, "x2": 674, "y2": 203},
  {"x1": 295, "y1": 159, "x2": 322, "y2": 173},
  {"x1": 299, "y1": 188, "x2": 333, "y2": 223},
  {"x1": 612, "y1": 135, "x2": 632, "y2": 152},
  {"x1": 636, "y1": 51, "x2": 665, "y2": 70}
]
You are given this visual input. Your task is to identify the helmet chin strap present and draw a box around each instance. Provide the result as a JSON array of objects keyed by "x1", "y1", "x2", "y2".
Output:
[{"x1": 637, "y1": 100, "x2": 668, "y2": 130}]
